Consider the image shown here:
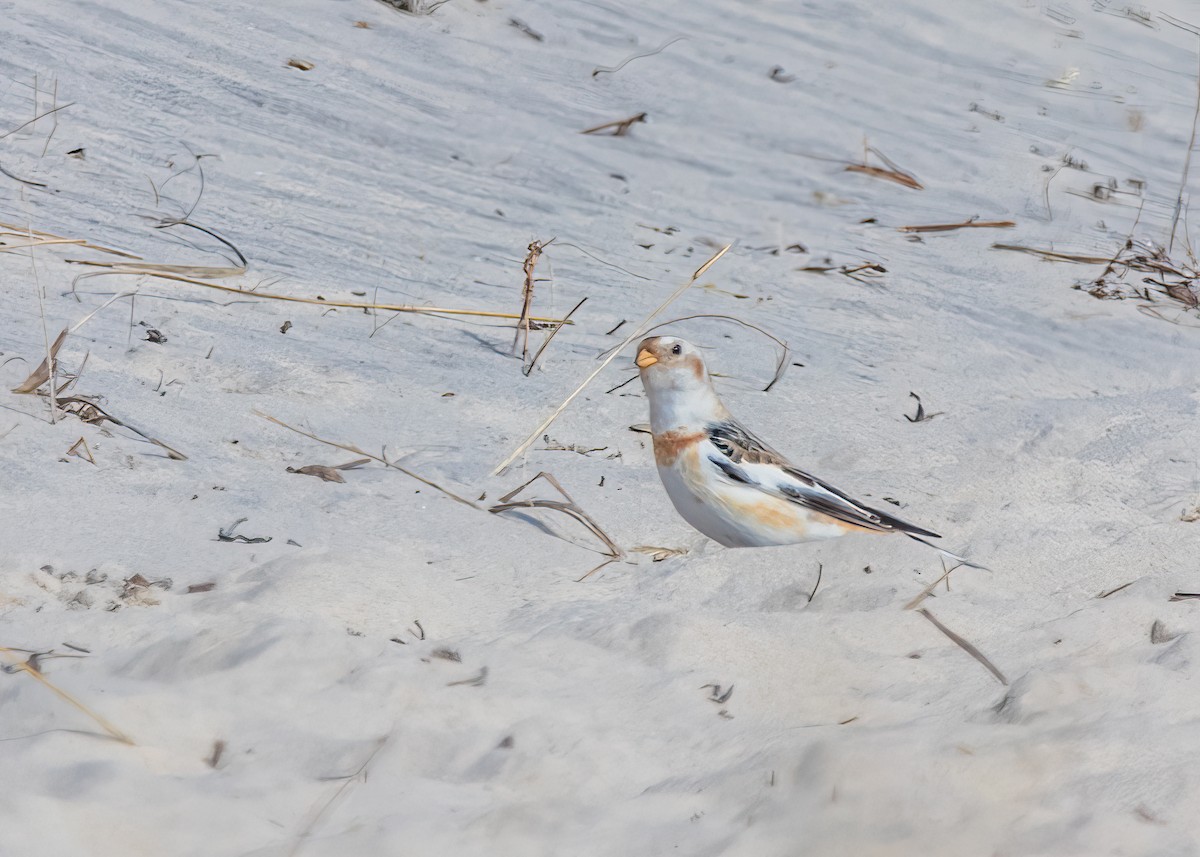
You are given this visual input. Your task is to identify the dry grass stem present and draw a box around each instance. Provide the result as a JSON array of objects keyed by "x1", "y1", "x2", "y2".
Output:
[
  {"x1": 845, "y1": 146, "x2": 923, "y2": 190},
  {"x1": 999, "y1": 233, "x2": 1200, "y2": 317},
  {"x1": 581, "y1": 113, "x2": 647, "y2": 137},
  {"x1": 489, "y1": 471, "x2": 623, "y2": 562},
  {"x1": 56, "y1": 395, "x2": 187, "y2": 460},
  {"x1": 904, "y1": 561, "x2": 966, "y2": 610},
  {"x1": 917, "y1": 608, "x2": 1007, "y2": 686},
  {"x1": 635, "y1": 313, "x2": 790, "y2": 392},
  {"x1": 524, "y1": 297, "x2": 586, "y2": 376},
  {"x1": 0, "y1": 221, "x2": 138, "y2": 258},
  {"x1": 576, "y1": 558, "x2": 618, "y2": 582},
  {"x1": 491, "y1": 243, "x2": 732, "y2": 475},
  {"x1": 290, "y1": 735, "x2": 389, "y2": 856},
  {"x1": 256, "y1": 411, "x2": 478, "y2": 508},
  {"x1": 68, "y1": 259, "x2": 245, "y2": 278},
  {"x1": 0, "y1": 646, "x2": 134, "y2": 744},
  {"x1": 0, "y1": 162, "x2": 47, "y2": 188},
  {"x1": 990, "y1": 243, "x2": 1113, "y2": 264},
  {"x1": 899, "y1": 218, "x2": 1016, "y2": 233},
  {"x1": 25, "y1": 234, "x2": 59, "y2": 422},
  {"x1": 66, "y1": 266, "x2": 570, "y2": 324},
  {"x1": 0, "y1": 101, "x2": 75, "y2": 142},
  {"x1": 1097, "y1": 580, "x2": 1138, "y2": 599},
  {"x1": 807, "y1": 563, "x2": 823, "y2": 603},
  {"x1": 1170, "y1": 34, "x2": 1200, "y2": 252}
]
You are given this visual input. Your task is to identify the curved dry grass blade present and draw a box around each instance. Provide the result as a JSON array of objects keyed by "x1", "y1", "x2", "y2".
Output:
[
  {"x1": 12, "y1": 327, "x2": 67, "y2": 394},
  {"x1": 57, "y1": 396, "x2": 187, "y2": 460},
  {"x1": 491, "y1": 244, "x2": 732, "y2": 475},
  {"x1": 635, "y1": 313, "x2": 789, "y2": 392},
  {"x1": 591, "y1": 36, "x2": 686, "y2": 77},
  {"x1": 489, "y1": 471, "x2": 622, "y2": 559},
  {"x1": 68, "y1": 259, "x2": 244, "y2": 278},
  {"x1": 0, "y1": 647, "x2": 133, "y2": 744},
  {"x1": 524, "y1": 297, "x2": 586, "y2": 376},
  {"x1": 0, "y1": 220, "x2": 137, "y2": 258}
]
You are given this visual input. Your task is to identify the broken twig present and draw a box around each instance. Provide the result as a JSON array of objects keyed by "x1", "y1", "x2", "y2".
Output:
[
  {"x1": 581, "y1": 113, "x2": 647, "y2": 137},
  {"x1": 489, "y1": 471, "x2": 623, "y2": 561},
  {"x1": 918, "y1": 609, "x2": 1007, "y2": 685},
  {"x1": 899, "y1": 218, "x2": 1015, "y2": 233}
]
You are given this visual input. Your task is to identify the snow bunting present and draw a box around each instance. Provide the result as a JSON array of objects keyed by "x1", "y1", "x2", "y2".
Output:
[{"x1": 636, "y1": 335, "x2": 967, "y2": 561}]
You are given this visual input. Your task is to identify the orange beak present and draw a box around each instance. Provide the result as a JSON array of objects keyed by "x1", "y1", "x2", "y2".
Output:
[{"x1": 635, "y1": 348, "x2": 658, "y2": 369}]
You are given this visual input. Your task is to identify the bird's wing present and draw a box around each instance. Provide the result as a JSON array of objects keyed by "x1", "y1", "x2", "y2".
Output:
[{"x1": 703, "y1": 419, "x2": 941, "y2": 538}]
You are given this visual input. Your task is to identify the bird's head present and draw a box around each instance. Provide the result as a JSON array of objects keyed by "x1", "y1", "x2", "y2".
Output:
[{"x1": 635, "y1": 336, "x2": 723, "y2": 430}]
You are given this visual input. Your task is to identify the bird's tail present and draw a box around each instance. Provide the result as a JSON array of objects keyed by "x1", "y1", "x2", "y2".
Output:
[{"x1": 906, "y1": 533, "x2": 991, "y2": 571}]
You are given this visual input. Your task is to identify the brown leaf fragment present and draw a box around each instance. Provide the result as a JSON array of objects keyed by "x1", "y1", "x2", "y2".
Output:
[
  {"x1": 187, "y1": 582, "x2": 216, "y2": 594},
  {"x1": 287, "y1": 464, "x2": 346, "y2": 483},
  {"x1": 1163, "y1": 282, "x2": 1199, "y2": 308},
  {"x1": 12, "y1": 327, "x2": 68, "y2": 394}
]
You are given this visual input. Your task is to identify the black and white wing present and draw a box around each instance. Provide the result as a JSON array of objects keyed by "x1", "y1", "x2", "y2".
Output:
[{"x1": 703, "y1": 418, "x2": 942, "y2": 538}]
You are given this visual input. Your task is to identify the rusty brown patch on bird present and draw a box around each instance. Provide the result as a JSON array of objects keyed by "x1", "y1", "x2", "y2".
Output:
[
  {"x1": 729, "y1": 497, "x2": 811, "y2": 535},
  {"x1": 685, "y1": 354, "x2": 706, "y2": 382},
  {"x1": 653, "y1": 429, "x2": 706, "y2": 466},
  {"x1": 732, "y1": 496, "x2": 874, "y2": 537}
]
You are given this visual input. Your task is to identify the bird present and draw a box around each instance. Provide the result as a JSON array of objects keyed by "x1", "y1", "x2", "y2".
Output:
[{"x1": 635, "y1": 335, "x2": 978, "y2": 565}]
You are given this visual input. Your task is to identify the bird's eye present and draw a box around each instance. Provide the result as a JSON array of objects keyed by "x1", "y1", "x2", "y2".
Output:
[{"x1": 671, "y1": 344, "x2": 682, "y2": 355}]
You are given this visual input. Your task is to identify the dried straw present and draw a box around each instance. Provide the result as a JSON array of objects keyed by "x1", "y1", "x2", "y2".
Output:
[
  {"x1": 67, "y1": 266, "x2": 570, "y2": 324},
  {"x1": 490, "y1": 244, "x2": 731, "y2": 475},
  {"x1": 0, "y1": 646, "x2": 133, "y2": 744}
]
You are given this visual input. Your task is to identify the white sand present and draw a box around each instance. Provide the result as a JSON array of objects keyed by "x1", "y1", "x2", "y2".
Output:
[{"x1": 3, "y1": 0, "x2": 1200, "y2": 853}]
